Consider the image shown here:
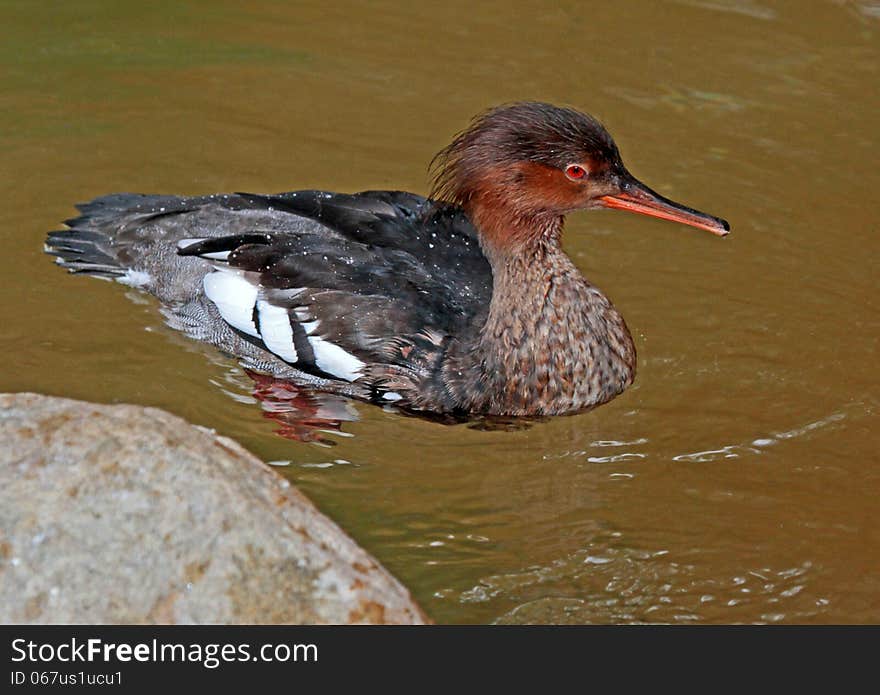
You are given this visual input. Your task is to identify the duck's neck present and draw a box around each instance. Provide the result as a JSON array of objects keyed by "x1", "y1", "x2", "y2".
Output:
[{"x1": 449, "y1": 210, "x2": 636, "y2": 415}]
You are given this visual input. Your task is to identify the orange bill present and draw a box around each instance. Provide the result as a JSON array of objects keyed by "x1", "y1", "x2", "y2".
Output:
[{"x1": 599, "y1": 179, "x2": 730, "y2": 237}]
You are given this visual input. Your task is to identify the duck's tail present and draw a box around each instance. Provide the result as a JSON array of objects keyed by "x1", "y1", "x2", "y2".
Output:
[
  {"x1": 45, "y1": 193, "x2": 209, "y2": 298},
  {"x1": 45, "y1": 193, "x2": 166, "y2": 280},
  {"x1": 46, "y1": 195, "x2": 134, "y2": 277},
  {"x1": 45, "y1": 228, "x2": 123, "y2": 277}
]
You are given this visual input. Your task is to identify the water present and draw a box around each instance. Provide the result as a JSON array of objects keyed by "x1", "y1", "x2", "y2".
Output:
[{"x1": 2, "y1": 0, "x2": 878, "y2": 623}]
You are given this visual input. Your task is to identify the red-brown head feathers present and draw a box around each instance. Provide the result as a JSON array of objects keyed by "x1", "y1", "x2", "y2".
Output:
[
  {"x1": 430, "y1": 102, "x2": 624, "y2": 220},
  {"x1": 429, "y1": 102, "x2": 730, "y2": 247}
]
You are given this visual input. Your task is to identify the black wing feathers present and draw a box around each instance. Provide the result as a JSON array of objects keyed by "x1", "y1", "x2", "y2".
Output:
[
  {"x1": 172, "y1": 190, "x2": 492, "y2": 394},
  {"x1": 178, "y1": 234, "x2": 274, "y2": 257},
  {"x1": 186, "y1": 190, "x2": 492, "y2": 337}
]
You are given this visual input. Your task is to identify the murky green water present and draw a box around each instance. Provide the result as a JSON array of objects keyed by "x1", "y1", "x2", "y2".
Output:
[{"x1": 2, "y1": 0, "x2": 878, "y2": 623}]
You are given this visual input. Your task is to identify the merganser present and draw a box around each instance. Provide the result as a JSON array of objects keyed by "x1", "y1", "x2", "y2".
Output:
[{"x1": 46, "y1": 102, "x2": 729, "y2": 417}]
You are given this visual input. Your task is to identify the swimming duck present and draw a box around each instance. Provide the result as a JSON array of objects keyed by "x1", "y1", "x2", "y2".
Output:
[{"x1": 46, "y1": 102, "x2": 729, "y2": 417}]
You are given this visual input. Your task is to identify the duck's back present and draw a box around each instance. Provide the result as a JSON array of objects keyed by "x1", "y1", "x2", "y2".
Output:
[{"x1": 46, "y1": 190, "x2": 493, "y2": 407}]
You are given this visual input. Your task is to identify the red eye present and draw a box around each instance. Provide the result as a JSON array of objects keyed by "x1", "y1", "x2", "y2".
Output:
[{"x1": 565, "y1": 164, "x2": 587, "y2": 180}]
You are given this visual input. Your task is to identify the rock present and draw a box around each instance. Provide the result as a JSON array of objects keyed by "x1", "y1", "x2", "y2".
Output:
[{"x1": 0, "y1": 393, "x2": 427, "y2": 624}]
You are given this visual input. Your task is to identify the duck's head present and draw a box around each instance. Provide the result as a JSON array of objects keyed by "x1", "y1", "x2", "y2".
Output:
[{"x1": 430, "y1": 101, "x2": 729, "y2": 247}]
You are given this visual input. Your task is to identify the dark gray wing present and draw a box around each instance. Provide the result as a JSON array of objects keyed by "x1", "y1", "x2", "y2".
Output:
[{"x1": 179, "y1": 190, "x2": 492, "y2": 386}]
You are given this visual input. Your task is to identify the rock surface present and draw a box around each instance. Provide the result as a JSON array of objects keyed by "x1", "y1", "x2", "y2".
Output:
[{"x1": 0, "y1": 393, "x2": 427, "y2": 624}]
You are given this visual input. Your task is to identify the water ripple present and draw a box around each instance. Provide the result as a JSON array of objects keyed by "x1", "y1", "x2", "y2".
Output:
[{"x1": 671, "y1": 407, "x2": 855, "y2": 462}]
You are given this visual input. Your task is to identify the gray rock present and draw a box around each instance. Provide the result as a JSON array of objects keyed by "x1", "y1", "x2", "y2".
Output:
[{"x1": 0, "y1": 393, "x2": 427, "y2": 624}]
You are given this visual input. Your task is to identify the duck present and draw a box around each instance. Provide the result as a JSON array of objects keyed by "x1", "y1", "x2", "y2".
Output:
[{"x1": 46, "y1": 101, "x2": 729, "y2": 417}]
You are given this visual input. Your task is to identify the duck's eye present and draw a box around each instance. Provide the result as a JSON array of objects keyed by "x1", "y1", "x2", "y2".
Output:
[{"x1": 565, "y1": 164, "x2": 587, "y2": 180}]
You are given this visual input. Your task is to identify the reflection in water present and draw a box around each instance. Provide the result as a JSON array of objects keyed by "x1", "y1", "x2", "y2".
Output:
[
  {"x1": 246, "y1": 370, "x2": 359, "y2": 445},
  {"x1": 232, "y1": 368, "x2": 545, "y2": 442}
]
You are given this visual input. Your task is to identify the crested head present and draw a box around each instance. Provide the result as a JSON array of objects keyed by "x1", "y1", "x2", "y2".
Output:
[
  {"x1": 430, "y1": 102, "x2": 623, "y2": 218},
  {"x1": 429, "y1": 101, "x2": 730, "y2": 249}
]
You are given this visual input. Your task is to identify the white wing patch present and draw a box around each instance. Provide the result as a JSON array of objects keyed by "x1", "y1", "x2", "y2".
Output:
[
  {"x1": 203, "y1": 270, "x2": 259, "y2": 337},
  {"x1": 203, "y1": 271, "x2": 365, "y2": 381},
  {"x1": 309, "y1": 336, "x2": 366, "y2": 381},
  {"x1": 300, "y1": 320, "x2": 320, "y2": 335},
  {"x1": 177, "y1": 238, "x2": 230, "y2": 261},
  {"x1": 256, "y1": 299, "x2": 298, "y2": 363},
  {"x1": 301, "y1": 320, "x2": 366, "y2": 382},
  {"x1": 177, "y1": 238, "x2": 205, "y2": 249},
  {"x1": 199, "y1": 250, "x2": 231, "y2": 261}
]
